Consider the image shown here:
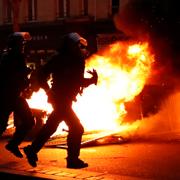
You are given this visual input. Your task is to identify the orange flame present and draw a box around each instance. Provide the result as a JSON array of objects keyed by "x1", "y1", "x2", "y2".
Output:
[
  {"x1": 27, "y1": 41, "x2": 154, "y2": 135},
  {"x1": 26, "y1": 89, "x2": 53, "y2": 114}
]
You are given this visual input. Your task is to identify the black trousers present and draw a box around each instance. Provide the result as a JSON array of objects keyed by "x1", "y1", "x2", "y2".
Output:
[
  {"x1": 30, "y1": 99, "x2": 84, "y2": 160},
  {"x1": 0, "y1": 96, "x2": 34, "y2": 146}
]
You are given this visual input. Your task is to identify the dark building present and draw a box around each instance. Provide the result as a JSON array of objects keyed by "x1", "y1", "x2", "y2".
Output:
[{"x1": 0, "y1": 0, "x2": 124, "y2": 67}]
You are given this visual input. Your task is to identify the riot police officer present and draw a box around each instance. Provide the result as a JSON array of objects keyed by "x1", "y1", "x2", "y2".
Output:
[
  {"x1": 23, "y1": 32, "x2": 98, "y2": 168},
  {"x1": 0, "y1": 32, "x2": 35, "y2": 158}
]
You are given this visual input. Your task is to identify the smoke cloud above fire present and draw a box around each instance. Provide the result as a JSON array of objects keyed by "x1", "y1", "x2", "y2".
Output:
[
  {"x1": 117, "y1": 0, "x2": 180, "y2": 73},
  {"x1": 113, "y1": 0, "x2": 180, "y2": 139}
]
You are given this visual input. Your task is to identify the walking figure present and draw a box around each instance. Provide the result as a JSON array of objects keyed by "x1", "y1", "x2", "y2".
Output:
[
  {"x1": 23, "y1": 32, "x2": 98, "y2": 168},
  {"x1": 0, "y1": 32, "x2": 35, "y2": 158}
]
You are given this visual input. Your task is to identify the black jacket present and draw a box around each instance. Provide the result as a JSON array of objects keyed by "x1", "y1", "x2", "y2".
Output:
[{"x1": 0, "y1": 49, "x2": 30, "y2": 99}]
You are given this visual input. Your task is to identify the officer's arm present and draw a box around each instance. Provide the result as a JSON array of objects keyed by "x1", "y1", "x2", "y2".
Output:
[{"x1": 82, "y1": 69, "x2": 98, "y2": 88}]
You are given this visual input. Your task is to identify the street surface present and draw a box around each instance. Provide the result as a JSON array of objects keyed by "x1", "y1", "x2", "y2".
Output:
[{"x1": 0, "y1": 133, "x2": 180, "y2": 179}]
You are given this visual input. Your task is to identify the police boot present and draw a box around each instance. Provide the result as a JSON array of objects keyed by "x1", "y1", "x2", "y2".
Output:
[
  {"x1": 5, "y1": 143, "x2": 23, "y2": 158},
  {"x1": 66, "y1": 157, "x2": 88, "y2": 169},
  {"x1": 23, "y1": 145, "x2": 38, "y2": 167}
]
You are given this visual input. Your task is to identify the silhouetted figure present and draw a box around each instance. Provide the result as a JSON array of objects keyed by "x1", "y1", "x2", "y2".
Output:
[
  {"x1": 0, "y1": 32, "x2": 35, "y2": 158},
  {"x1": 23, "y1": 32, "x2": 98, "y2": 168}
]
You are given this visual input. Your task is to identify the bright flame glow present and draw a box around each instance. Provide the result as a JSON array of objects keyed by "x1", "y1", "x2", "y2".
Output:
[
  {"x1": 26, "y1": 89, "x2": 53, "y2": 114},
  {"x1": 26, "y1": 41, "x2": 154, "y2": 135},
  {"x1": 72, "y1": 41, "x2": 154, "y2": 131}
]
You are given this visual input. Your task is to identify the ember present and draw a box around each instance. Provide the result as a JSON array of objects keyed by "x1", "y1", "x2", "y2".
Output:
[{"x1": 26, "y1": 41, "x2": 154, "y2": 137}]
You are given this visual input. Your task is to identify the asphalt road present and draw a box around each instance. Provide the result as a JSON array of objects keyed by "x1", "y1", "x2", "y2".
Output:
[
  {"x1": 82, "y1": 140, "x2": 180, "y2": 179},
  {"x1": 0, "y1": 134, "x2": 180, "y2": 180}
]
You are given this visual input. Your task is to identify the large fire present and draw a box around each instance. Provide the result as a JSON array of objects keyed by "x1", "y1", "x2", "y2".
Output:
[{"x1": 26, "y1": 41, "x2": 154, "y2": 136}]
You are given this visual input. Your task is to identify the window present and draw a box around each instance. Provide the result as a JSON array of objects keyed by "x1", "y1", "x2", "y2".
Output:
[
  {"x1": 66, "y1": 0, "x2": 70, "y2": 17},
  {"x1": 57, "y1": 0, "x2": 64, "y2": 18},
  {"x1": 57, "y1": 0, "x2": 70, "y2": 18},
  {"x1": 4, "y1": 0, "x2": 12, "y2": 23},
  {"x1": 112, "y1": 0, "x2": 119, "y2": 15},
  {"x1": 28, "y1": 0, "x2": 37, "y2": 21},
  {"x1": 82, "y1": 0, "x2": 88, "y2": 16}
]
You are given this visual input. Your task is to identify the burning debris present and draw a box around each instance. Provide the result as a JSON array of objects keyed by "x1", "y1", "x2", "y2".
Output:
[
  {"x1": 46, "y1": 130, "x2": 128, "y2": 148},
  {"x1": 73, "y1": 41, "x2": 154, "y2": 130},
  {"x1": 112, "y1": 0, "x2": 180, "y2": 140},
  {"x1": 24, "y1": 1, "x2": 180, "y2": 144},
  {"x1": 23, "y1": 40, "x2": 154, "y2": 146},
  {"x1": 114, "y1": 0, "x2": 180, "y2": 91},
  {"x1": 3, "y1": 1, "x2": 180, "y2": 146}
]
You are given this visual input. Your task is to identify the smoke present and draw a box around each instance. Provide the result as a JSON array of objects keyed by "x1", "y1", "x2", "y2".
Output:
[
  {"x1": 117, "y1": 0, "x2": 180, "y2": 71},
  {"x1": 114, "y1": 0, "x2": 180, "y2": 117},
  {"x1": 113, "y1": 0, "x2": 180, "y2": 138},
  {"x1": 133, "y1": 90, "x2": 180, "y2": 141}
]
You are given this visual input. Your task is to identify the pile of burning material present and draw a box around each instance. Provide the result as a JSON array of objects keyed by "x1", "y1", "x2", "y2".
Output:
[
  {"x1": 6, "y1": 1, "x2": 180, "y2": 144},
  {"x1": 45, "y1": 130, "x2": 129, "y2": 149},
  {"x1": 24, "y1": 40, "x2": 154, "y2": 147}
]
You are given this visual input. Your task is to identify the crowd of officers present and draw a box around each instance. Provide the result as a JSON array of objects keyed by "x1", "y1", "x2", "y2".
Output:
[{"x1": 0, "y1": 31, "x2": 98, "y2": 169}]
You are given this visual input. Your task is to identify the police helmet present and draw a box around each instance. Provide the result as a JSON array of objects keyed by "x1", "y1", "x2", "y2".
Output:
[
  {"x1": 67, "y1": 32, "x2": 87, "y2": 47},
  {"x1": 7, "y1": 32, "x2": 32, "y2": 48}
]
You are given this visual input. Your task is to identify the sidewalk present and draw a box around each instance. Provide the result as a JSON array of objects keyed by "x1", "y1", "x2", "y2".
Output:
[
  {"x1": 0, "y1": 138, "x2": 146, "y2": 180},
  {"x1": 1, "y1": 164, "x2": 143, "y2": 180}
]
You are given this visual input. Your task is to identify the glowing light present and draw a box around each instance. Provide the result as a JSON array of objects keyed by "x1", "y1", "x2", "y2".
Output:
[
  {"x1": 26, "y1": 88, "x2": 53, "y2": 114},
  {"x1": 26, "y1": 41, "x2": 154, "y2": 136}
]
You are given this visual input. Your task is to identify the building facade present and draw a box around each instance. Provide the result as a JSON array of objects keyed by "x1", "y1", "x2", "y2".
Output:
[{"x1": 0, "y1": 0, "x2": 124, "y2": 65}]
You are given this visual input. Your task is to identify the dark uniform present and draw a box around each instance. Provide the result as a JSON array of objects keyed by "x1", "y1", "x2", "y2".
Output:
[
  {"x1": 23, "y1": 32, "x2": 98, "y2": 168},
  {"x1": 0, "y1": 32, "x2": 35, "y2": 158}
]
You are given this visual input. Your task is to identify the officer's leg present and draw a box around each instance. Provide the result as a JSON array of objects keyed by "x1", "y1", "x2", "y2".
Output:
[
  {"x1": 31, "y1": 111, "x2": 61, "y2": 153},
  {"x1": 8, "y1": 97, "x2": 35, "y2": 146},
  {"x1": 65, "y1": 107, "x2": 88, "y2": 168},
  {"x1": 23, "y1": 110, "x2": 61, "y2": 167},
  {"x1": 5, "y1": 97, "x2": 34, "y2": 158}
]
